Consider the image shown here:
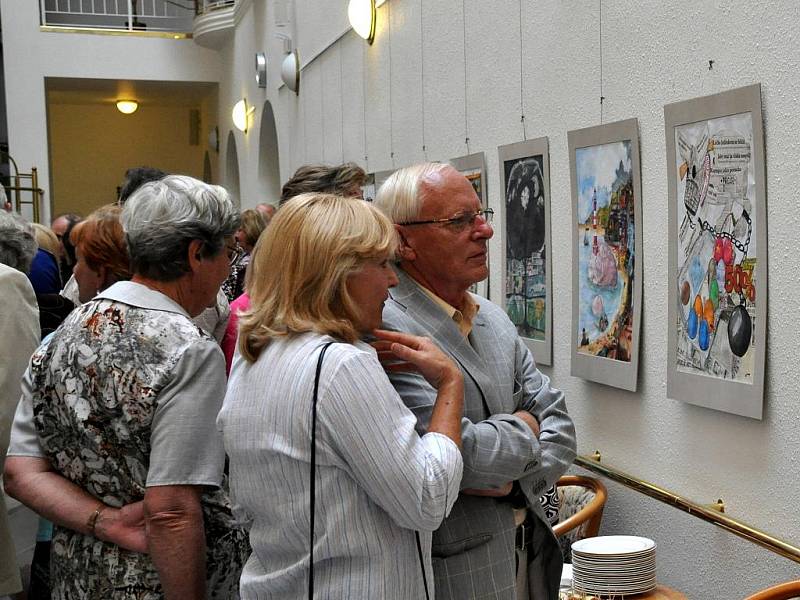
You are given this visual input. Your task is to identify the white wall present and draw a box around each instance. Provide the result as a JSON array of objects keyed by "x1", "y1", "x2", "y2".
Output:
[
  {"x1": 217, "y1": 1, "x2": 800, "y2": 596},
  {"x1": 0, "y1": 0, "x2": 222, "y2": 222},
  {"x1": 3, "y1": 0, "x2": 799, "y2": 596}
]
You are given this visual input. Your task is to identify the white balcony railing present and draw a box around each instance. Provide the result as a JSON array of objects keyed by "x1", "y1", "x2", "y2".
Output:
[
  {"x1": 195, "y1": 0, "x2": 235, "y2": 16},
  {"x1": 39, "y1": 0, "x2": 196, "y2": 32}
]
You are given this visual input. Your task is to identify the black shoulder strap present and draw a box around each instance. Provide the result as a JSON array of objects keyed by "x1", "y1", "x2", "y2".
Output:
[
  {"x1": 415, "y1": 531, "x2": 431, "y2": 599},
  {"x1": 308, "y1": 340, "x2": 429, "y2": 600},
  {"x1": 309, "y1": 341, "x2": 336, "y2": 599}
]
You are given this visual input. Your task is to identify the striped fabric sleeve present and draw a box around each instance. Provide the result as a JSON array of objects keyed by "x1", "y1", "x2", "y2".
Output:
[{"x1": 320, "y1": 349, "x2": 463, "y2": 532}]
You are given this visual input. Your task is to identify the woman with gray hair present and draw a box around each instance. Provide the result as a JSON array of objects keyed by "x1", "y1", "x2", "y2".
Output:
[
  {"x1": 5, "y1": 175, "x2": 250, "y2": 599},
  {"x1": 0, "y1": 210, "x2": 38, "y2": 273}
]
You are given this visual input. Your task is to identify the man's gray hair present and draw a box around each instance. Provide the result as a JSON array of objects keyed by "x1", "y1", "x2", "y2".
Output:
[
  {"x1": 0, "y1": 211, "x2": 38, "y2": 273},
  {"x1": 121, "y1": 175, "x2": 240, "y2": 281},
  {"x1": 374, "y1": 162, "x2": 452, "y2": 224}
]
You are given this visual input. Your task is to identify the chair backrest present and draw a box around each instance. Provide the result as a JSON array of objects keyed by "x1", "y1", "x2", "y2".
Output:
[
  {"x1": 743, "y1": 581, "x2": 800, "y2": 600},
  {"x1": 553, "y1": 475, "x2": 608, "y2": 563}
]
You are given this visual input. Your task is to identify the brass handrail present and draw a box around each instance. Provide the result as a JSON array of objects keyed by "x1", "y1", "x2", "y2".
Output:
[
  {"x1": 575, "y1": 452, "x2": 800, "y2": 564},
  {"x1": 1, "y1": 151, "x2": 44, "y2": 223}
]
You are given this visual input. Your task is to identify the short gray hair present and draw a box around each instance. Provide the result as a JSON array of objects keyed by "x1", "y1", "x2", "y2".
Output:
[
  {"x1": 0, "y1": 211, "x2": 38, "y2": 273},
  {"x1": 121, "y1": 175, "x2": 240, "y2": 281},
  {"x1": 374, "y1": 162, "x2": 452, "y2": 224}
]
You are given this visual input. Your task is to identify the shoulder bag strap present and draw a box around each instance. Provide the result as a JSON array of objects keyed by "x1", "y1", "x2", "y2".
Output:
[
  {"x1": 415, "y1": 531, "x2": 431, "y2": 600},
  {"x1": 308, "y1": 341, "x2": 429, "y2": 600},
  {"x1": 309, "y1": 341, "x2": 335, "y2": 599}
]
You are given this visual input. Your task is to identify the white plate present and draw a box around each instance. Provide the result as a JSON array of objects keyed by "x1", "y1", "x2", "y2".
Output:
[
  {"x1": 571, "y1": 535, "x2": 656, "y2": 556},
  {"x1": 574, "y1": 582, "x2": 657, "y2": 595}
]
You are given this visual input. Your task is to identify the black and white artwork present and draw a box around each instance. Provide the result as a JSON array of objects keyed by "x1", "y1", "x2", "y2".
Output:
[{"x1": 498, "y1": 138, "x2": 552, "y2": 366}]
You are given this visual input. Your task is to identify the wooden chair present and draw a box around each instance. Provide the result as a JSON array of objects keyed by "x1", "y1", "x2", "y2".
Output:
[
  {"x1": 743, "y1": 581, "x2": 800, "y2": 600},
  {"x1": 552, "y1": 475, "x2": 608, "y2": 562}
]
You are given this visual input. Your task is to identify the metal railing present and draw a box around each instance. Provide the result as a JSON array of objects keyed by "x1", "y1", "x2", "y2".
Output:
[
  {"x1": 39, "y1": 0, "x2": 195, "y2": 32},
  {"x1": 194, "y1": 0, "x2": 235, "y2": 16},
  {"x1": 576, "y1": 451, "x2": 800, "y2": 564},
  {"x1": 2, "y1": 152, "x2": 44, "y2": 224}
]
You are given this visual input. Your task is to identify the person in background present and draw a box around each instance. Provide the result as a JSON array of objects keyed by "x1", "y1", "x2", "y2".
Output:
[
  {"x1": 28, "y1": 205, "x2": 132, "y2": 598},
  {"x1": 0, "y1": 263, "x2": 40, "y2": 599},
  {"x1": 69, "y1": 205, "x2": 132, "y2": 303},
  {"x1": 279, "y1": 162, "x2": 367, "y2": 206},
  {"x1": 220, "y1": 165, "x2": 365, "y2": 372},
  {"x1": 0, "y1": 210, "x2": 41, "y2": 600},
  {"x1": 375, "y1": 163, "x2": 576, "y2": 600},
  {"x1": 51, "y1": 212, "x2": 82, "y2": 285},
  {"x1": 222, "y1": 208, "x2": 266, "y2": 302},
  {"x1": 219, "y1": 193, "x2": 464, "y2": 598},
  {"x1": 28, "y1": 222, "x2": 61, "y2": 294},
  {"x1": 255, "y1": 202, "x2": 276, "y2": 223},
  {"x1": 118, "y1": 166, "x2": 167, "y2": 204},
  {"x1": 5, "y1": 175, "x2": 249, "y2": 599}
]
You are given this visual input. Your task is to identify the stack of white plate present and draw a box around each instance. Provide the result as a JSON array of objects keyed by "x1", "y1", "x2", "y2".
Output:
[{"x1": 571, "y1": 535, "x2": 656, "y2": 596}]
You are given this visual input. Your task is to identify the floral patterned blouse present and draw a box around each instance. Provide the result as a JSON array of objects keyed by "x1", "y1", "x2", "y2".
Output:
[{"x1": 9, "y1": 281, "x2": 249, "y2": 600}]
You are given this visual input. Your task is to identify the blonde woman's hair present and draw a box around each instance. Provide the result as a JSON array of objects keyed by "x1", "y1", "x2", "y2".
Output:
[
  {"x1": 31, "y1": 223, "x2": 60, "y2": 256},
  {"x1": 239, "y1": 193, "x2": 397, "y2": 361}
]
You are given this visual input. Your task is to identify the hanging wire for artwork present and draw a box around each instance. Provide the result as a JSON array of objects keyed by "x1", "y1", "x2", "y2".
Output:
[
  {"x1": 388, "y1": 0, "x2": 396, "y2": 168},
  {"x1": 338, "y1": 39, "x2": 345, "y2": 163},
  {"x1": 362, "y1": 40, "x2": 369, "y2": 170},
  {"x1": 518, "y1": 0, "x2": 527, "y2": 141},
  {"x1": 599, "y1": 0, "x2": 605, "y2": 124},
  {"x1": 320, "y1": 65, "x2": 327, "y2": 163},
  {"x1": 420, "y1": 0, "x2": 427, "y2": 159},
  {"x1": 461, "y1": 0, "x2": 470, "y2": 153}
]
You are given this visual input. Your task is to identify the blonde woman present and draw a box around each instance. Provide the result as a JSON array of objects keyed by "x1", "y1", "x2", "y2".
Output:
[
  {"x1": 28, "y1": 222, "x2": 62, "y2": 293},
  {"x1": 218, "y1": 193, "x2": 464, "y2": 599}
]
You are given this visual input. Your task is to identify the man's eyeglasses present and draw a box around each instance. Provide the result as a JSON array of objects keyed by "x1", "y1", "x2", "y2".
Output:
[{"x1": 399, "y1": 208, "x2": 494, "y2": 232}]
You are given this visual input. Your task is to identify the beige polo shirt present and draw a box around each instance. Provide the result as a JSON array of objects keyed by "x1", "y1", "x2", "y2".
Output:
[{"x1": 419, "y1": 286, "x2": 480, "y2": 338}]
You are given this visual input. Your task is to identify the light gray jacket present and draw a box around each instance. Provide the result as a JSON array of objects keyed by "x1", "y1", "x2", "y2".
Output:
[{"x1": 382, "y1": 269, "x2": 576, "y2": 600}]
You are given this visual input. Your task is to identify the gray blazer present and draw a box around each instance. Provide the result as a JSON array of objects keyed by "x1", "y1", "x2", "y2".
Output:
[{"x1": 382, "y1": 269, "x2": 577, "y2": 600}]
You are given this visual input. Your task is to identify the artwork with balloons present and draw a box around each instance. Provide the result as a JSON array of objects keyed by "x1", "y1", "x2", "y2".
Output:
[
  {"x1": 568, "y1": 119, "x2": 643, "y2": 392},
  {"x1": 666, "y1": 84, "x2": 767, "y2": 419}
]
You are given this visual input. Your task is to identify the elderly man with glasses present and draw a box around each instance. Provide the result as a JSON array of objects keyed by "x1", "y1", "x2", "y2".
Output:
[{"x1": 375, "y1": 163, "x2": 576, "y2": 600}]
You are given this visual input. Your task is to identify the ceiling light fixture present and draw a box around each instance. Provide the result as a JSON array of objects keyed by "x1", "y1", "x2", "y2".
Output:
[
  {"x1": 116, "y1": 100, "x2": 139, "y2": 114},
  {"x1": 348, "y1": 0, "x2": 377, "y2": 44},
  {"x1": 232, "y1": 99, "x2": 255, "y2": 133}
]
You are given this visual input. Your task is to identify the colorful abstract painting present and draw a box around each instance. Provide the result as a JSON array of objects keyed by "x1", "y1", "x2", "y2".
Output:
[
  {"x1": 569, "y1": 120, "x2": 642, "y2": 391},
  {"x1": 666, "y1": 84, "x2": 767, "y2": 419}
]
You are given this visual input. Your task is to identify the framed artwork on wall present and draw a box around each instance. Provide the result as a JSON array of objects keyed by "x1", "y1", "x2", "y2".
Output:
[
  {"x1": 665, "y1": 84, "x2": 766, "y2": 419},
  {"x1": 568, "y1": 119, "x2": 642, "y2": 391},
  {"x1": 449, "y1": 152, "x2": 490, "y2": 299},
  {"x1": 497, "y1": 138, "x2": 552, "y2": 366},
  {"x1": 362, "y1": 169, "x2": 395, "y2": 202}
]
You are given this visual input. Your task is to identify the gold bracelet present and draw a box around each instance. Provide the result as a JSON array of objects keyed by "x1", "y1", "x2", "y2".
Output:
[{"x1": 87, "y1": 503, "x2": 107, "y2": 536}]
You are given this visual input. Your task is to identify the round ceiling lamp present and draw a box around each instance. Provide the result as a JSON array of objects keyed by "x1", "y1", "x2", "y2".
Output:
[
  {"x1": 348, "y1": 0, "x2": 376, "y2": 45},
  {"x1": 116, "y1": 100, "x2": 139, "y2": 114}
]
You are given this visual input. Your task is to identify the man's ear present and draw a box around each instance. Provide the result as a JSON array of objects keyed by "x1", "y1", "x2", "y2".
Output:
[
  {"x1": 394, "y1": 224, "x2": 416, "y2": 262},
  {"x1": 187, "y1": 239, "x2": 205, "y2": 273}
]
